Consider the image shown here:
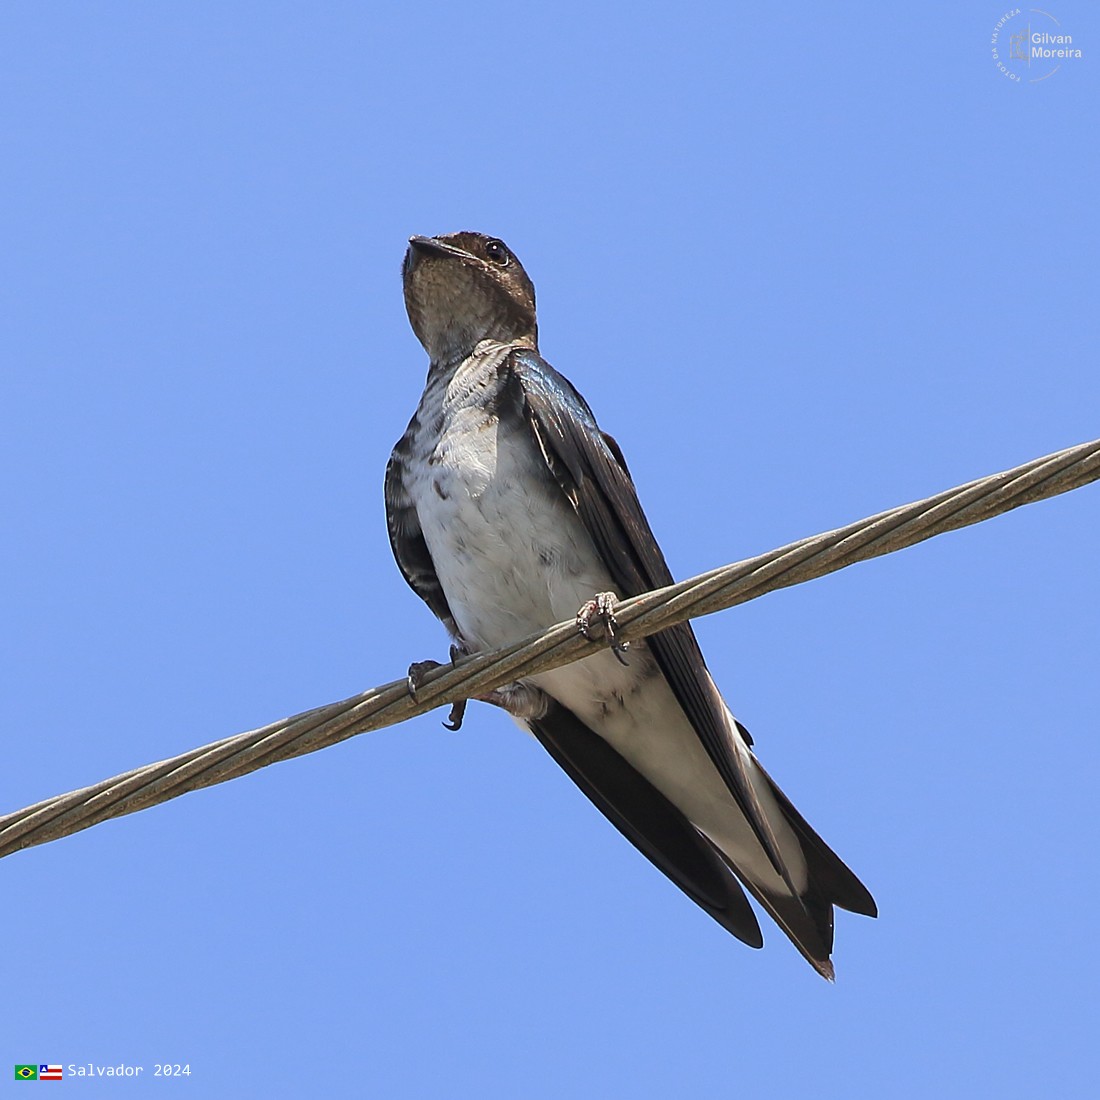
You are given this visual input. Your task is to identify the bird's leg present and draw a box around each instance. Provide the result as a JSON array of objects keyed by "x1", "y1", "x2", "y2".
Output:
[
  {"x1": 478, "y1": 681, "x2": 551, "y2": 721},
  {"x1": 408, "y1": 641, "x2": 551, "y2": 727},
  {"x1": 576, "y1": 591, "x2": 630, "y2": 666},
  {"x1": 407, "y1": 641, "x2": 472, "y2": 731}
]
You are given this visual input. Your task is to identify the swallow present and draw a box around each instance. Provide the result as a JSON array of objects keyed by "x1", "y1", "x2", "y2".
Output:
[{"x1": 385, "y1": 232, "x2": 876, "y2": 977}]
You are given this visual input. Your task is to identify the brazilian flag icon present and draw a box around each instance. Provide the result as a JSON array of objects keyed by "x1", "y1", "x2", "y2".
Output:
[{"x1": 14, "y1": 1065, "x2": 38, "y2": 1080}]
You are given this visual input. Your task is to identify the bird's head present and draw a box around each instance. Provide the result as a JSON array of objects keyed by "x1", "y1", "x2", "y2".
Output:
[{"x1": 403, "y1": 232, "x2": 538, "y2": 364}]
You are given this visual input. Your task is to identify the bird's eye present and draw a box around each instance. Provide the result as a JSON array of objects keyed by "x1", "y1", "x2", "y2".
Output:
[{"x1": 484, "y1": 239, "x2": 509, "y2": 266}]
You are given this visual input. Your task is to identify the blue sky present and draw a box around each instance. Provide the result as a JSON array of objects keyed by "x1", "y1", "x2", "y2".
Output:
[{"x1": 3, "y1": 3, "x2": 1098, "y2": 1097}]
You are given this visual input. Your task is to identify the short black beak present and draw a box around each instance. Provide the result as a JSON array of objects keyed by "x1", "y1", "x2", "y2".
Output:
[{"x1": 408, "y1": 235, "x2": 469, "y2": 260}]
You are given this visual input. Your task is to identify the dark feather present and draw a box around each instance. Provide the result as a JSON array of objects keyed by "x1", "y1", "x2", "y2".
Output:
[
  {"x1": 754, "y1": 759, "x2": 878, "y2": 918},
  {"x1": 529, "y1": 701, "x2": 763, "y2": 948},
  {"x1": 384, "y1": 427, "x2": 458, "y2": 636}
]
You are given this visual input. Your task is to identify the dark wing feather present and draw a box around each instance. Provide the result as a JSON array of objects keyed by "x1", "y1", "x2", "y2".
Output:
[
  {"x1": 508, "y1": 350, "x2": 793, "y2": 888},
  {"x1": 529, "y1": 701, "x2": 763, "y2": 947},
  {"x1": 384, "y1": 428, "x2": 458, "y2": 636},
  {"x1": 754, "y1": 758, "x2": 878, "y2": 918}
]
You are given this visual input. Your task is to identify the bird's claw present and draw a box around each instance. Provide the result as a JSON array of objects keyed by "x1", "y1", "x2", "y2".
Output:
[
  {"x1": 442, "y1": 699, "x2": 467, "y2": 731},
  {"x1": 577, "y1": 592, "x2": 630, "y2": 666},
  {"x1": 406, "y1": 643, "x2": 472, "y2": 731},
  {"x1": 406, "y1": 659, "x2": 443, "y2": 696}
]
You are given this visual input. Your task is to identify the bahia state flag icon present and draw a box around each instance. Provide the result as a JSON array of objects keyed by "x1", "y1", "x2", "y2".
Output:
[
  {"x1": 14, "y1": 1065, "x2": 38, "y2": 1080},
  {"x1": 40, "y1": 1065, "x2": 64, "y2": 1081}
]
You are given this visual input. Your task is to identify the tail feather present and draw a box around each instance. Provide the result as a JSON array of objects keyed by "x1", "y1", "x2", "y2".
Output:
[
  {"x1": 717, "y1": 762, "x2": 876, "y2": 978},
  {"x1": 726, "y1": 861, "x2": 837, "y2": 979},
  {"x1": 525, "y1": 698, "x2": 876, "y2": 978},
  {"x1": 756, "y1": 760, "x2": 878, "y2": 919},
  {"x1": 529, "y1": 702, "x2": 766, "y2": 949}
]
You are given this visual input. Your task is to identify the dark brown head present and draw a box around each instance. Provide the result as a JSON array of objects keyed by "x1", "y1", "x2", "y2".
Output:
[{"x1": 403, "y1": 232, "x2": 538, "y2": 363}]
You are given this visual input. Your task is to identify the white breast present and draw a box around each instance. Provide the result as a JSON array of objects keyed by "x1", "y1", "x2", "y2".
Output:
[{"x1": 413, "y1": 409, "x2": 613, "y2": 652}]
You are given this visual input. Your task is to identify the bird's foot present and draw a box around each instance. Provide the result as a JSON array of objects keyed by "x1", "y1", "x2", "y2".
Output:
[
  {"x1": 407, "y1": 642, "x2": 550, "y2": 727},
  {"x1": 406, "y1": 642, "x2": 473, "y2": 731},
  {"x1": 577, "y1": 591, "x2": 630, "y2": 666},
  {"x1": 406, "y1": 659, "x2": 442, "y2": 695}
]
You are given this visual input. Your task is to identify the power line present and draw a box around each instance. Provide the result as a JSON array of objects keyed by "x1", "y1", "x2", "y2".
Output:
[{"x1": 1, "y1": 436, "x2": 1097, "y2": 860}]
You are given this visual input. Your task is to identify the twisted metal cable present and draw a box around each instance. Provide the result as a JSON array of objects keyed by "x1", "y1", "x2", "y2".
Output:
[{"x1": 2, "y1": 437, "x2": 1097, "y2": 860}]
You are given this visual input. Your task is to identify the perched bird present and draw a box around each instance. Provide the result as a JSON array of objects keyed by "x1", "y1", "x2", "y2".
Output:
[{"x1": 385, "y1": 231, "x2": 876, "y2": 977}]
